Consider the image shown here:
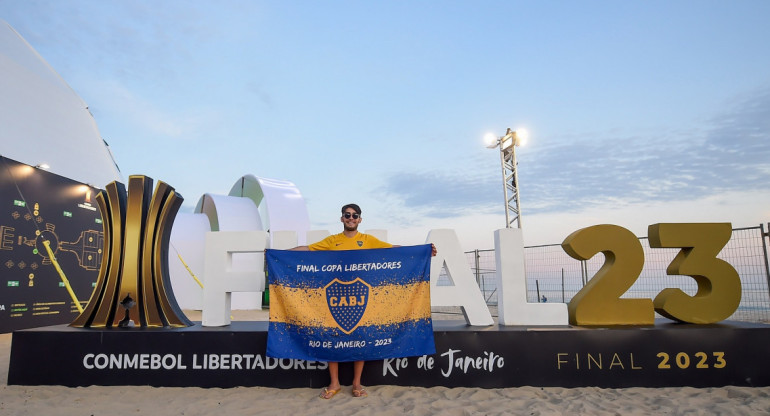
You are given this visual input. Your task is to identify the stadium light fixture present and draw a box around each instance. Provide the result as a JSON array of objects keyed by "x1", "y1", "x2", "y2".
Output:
[{"x1": 486, "y1": 128, "x2": 527, "y2": 228}]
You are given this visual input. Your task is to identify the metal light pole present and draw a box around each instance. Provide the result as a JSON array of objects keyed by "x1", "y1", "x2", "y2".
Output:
[{"x1": 486, "y1": 128, "x2": 527, "y2": 229}]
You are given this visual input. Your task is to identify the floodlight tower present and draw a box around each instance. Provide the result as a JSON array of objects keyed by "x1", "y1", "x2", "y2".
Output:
[{"x1": 485, "y1": 128, "x2": 528, "y2": 228}]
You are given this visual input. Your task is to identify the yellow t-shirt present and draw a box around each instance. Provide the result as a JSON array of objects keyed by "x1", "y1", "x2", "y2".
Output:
[{"x1": 308, "y1": 232, "x2": 392, "y2": 251}]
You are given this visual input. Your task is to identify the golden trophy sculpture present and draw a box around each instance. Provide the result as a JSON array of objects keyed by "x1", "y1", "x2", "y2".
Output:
[{"x1": 70, "y1": 175, "x2": 192, "y2": 328}]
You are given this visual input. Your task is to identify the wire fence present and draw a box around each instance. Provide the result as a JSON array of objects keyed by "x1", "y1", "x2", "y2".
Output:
[{"x1": 443, "y1": 224, "x2": 770, "y2": 323}]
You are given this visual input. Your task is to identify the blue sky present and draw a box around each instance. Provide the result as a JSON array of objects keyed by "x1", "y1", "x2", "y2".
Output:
[{"x1": 3, "y1": 1, "x2": 770, "y2": 249}]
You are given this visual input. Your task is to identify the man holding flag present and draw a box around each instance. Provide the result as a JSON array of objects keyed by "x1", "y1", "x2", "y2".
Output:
[{"x1": 288, "y1": 203, "x2": 436, "y2": 399}]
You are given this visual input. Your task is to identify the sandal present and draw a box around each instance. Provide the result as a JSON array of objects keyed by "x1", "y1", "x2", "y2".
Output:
[
  {"x1": 319, "y1": 387, "x2": 341, "y2": 399},
  {"x1": 352, "y1": 388, "x2": 368, "y2": 398}
]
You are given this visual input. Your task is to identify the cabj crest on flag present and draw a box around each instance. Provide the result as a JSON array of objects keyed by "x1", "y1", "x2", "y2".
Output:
[
  {"x1": 325, "y1": 278, "x2": 370, "y2": 334},
  {"x1": 266, "y1": 245, "x2": 435, "y2": 362}
]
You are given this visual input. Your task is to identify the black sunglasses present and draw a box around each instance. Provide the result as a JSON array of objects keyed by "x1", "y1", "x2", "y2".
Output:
[{"x1": 343, "y1": 213, "x2": 360, "y2": 219}]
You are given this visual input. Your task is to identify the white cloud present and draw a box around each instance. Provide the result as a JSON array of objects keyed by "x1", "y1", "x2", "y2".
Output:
[
  {"x1": 381, "y1": 87, "x2": 770, "y2": 223},
  {"x1": 364, "y1": 187, "x2": 770, "y2": 252}
]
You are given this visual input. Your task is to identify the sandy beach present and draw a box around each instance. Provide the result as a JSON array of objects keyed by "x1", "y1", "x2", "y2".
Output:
[{"x1": 2, "y1": 311, "x2": 770, "y2": 415}]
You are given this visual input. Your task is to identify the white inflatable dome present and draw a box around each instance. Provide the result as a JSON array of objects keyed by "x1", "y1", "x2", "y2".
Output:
[{"x1": 0, "y1": 19, "x2": 121, "y2": 187}]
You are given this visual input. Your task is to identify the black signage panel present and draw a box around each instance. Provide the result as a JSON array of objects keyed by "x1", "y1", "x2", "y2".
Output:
[
  {"x1": 0, "y1": 156, "x2": 102, "y2": 333},
  {"x1": 9, "y1": 321, "x2": 770, "y2": 388}
]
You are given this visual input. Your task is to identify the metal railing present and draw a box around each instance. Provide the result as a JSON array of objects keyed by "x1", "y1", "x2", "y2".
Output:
[{"x1": 453, "y1": 224, "x2": 770, "y2": 323}]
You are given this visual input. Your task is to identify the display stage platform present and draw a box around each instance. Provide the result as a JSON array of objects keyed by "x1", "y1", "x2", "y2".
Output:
[{"x1": 9, "y1": 320, "x2": 770, "y2": 388}]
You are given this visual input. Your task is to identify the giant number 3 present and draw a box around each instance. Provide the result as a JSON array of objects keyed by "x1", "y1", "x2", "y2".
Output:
[
  {"x1": 562, "y1": 223, "x2": 741, "y2": 326},
  {"x1": 649, "y1": 223, "x2": 741, "y2": 324}
]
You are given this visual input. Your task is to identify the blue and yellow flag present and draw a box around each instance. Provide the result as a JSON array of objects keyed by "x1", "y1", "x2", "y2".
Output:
[{"x1": 266, "y1": 245, "x2": 435, "y2": 362}]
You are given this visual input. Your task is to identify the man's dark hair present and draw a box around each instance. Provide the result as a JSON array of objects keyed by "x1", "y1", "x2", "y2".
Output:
[{"x1": 341, "y1": 203, "x2": 361, "y2": 215}]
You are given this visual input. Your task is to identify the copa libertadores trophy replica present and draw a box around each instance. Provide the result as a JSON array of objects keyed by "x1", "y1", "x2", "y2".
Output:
[{"x1": 70, "y1": 175, "x2": 192, "y2": 328}]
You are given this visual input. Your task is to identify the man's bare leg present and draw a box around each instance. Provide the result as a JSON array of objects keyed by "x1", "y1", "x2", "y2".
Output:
[
  {"x1": 320, "y1": 362, "x2": 341, "y2": 399},
  {"x1": 352, "y1": 361, "x2": 367, "y2": 397}
]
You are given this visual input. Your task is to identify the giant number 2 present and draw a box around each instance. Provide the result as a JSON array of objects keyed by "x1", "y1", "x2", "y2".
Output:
[{"x1": 561, "y1": 223, "x2": 741, "y2": 326}]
